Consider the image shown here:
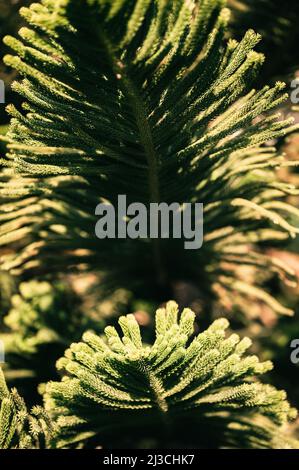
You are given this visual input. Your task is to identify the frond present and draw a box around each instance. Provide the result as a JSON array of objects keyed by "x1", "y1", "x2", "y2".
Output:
[
  {"x1": 45, "y1": 301, "x2": 298, "y2": 448},
  {"x1": 228, "y1": 0, "x2": 299, "y2": 78},
  {"x1": 1, "y1": 0, "x2": 299, "y2": 315},
  {"x1": 0, "y1": 367, "x2": 54, "y2": 448}
]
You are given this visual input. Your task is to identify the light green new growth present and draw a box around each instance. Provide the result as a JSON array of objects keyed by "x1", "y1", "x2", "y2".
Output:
[
  {"x1": 45, "y1": 301, "x2": 298, "y2": 449},
  {"x1": 1, "y1": 280, "x2": 99, "y2": 356},
  {"x1": 0, "y1": 368, "x2": 53, "y2": 448},
  {"x1": 0, "y1": 280, "x2": 103, "y2": 383},
  {"x1": 0, "y1": 0, "x2": 299, "y2": 315},
  {"x1": 2, "y1": 281, "x2": 74, "y2": 356}
]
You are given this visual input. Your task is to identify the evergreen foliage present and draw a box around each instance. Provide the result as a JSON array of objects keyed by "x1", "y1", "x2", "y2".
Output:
[
  {"x1": 45, "y1": 301, "x2": 298, "y2": 449},
  {"x1": 2, "y1": 280, "x2": 96, "y2": 355},
  {"x1": 0, "y1": 0, "x2": 299, "y2": 451},
  {"x1": 228, "y1": 0, "x2": 299, "y2": 80},
  {"x1": 0, "y1": 280, "x2": 103, "y2": 387},
  {"x1": 0, "y1": 0, "x2": 299, "y2": 315},
  {"x1": 0, "y1": 1, "x2": 32, "y2": 125},
  {"x1": 0, "y1": 367, "x2": 53, "y2": 448}
]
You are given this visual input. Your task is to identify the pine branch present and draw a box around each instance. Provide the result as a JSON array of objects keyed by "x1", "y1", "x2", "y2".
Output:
[
  {"x1": 45, "y1": 301, "x2": 298, "y2": 449},
  {"x1": 0, "y1": 0, "x2": 299, "y2": 315},
  {"x1": 228, "y1": 0, "x2": 299, "y2": 79},
  {"x1": 0, "y1": 367, "x2": 54, "y2": 448}
]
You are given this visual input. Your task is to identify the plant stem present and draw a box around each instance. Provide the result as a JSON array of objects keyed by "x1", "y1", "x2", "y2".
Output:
[{"x1": 95, "y1": 28, "x2": 167, "y2": 286}]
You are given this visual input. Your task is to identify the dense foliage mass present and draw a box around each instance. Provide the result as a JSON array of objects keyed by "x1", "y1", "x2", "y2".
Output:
[
  {"x1": 1, "y1": 0, "x2": 299, "y2": 314},
  {"x1": 45, "y1": 301, "x2": 298, "y2": 449},
  {"x1": 0, "y1": 0, "x2": 298, "y2": 450}
]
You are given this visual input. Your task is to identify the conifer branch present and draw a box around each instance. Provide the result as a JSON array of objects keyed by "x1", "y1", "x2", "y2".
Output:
[
  {"x1": 0, "y1": 368, "x2": 54, "y2": 448},
  {"x1": 0, "y1": 0, "x2": 299, "y2": 314},
  {"x1": 45, "y1": 301, "x2": 298, "y2": 449}
]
